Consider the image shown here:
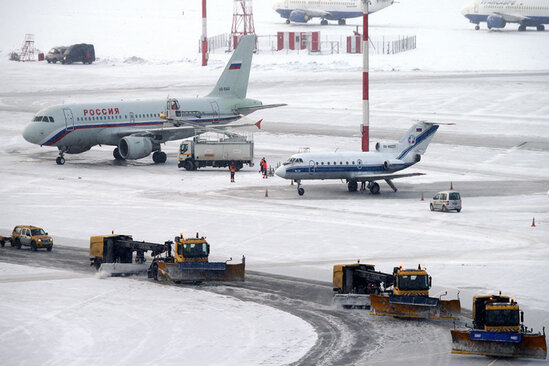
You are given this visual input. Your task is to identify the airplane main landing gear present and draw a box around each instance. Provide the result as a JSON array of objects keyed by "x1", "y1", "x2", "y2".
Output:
[
  {"x1": 368, "y1": 182, "x2": 380, "y2": 194},
  {"x1": 475, "y1": 24, "x2": 480, "y2": 30},
  {"x1": 338, "y1": 19, "x2": 346, "y2": 25},
  {"x1": 152, "y1": 151, "x2": 167, "y2": 164},
  {"x1": 537, "y1": 25, "x2": 545, "y2": 31},
  {"x1": 518, "y1": 25, "x2": 526, "y2": 31},
  {"x1": 296, "y1": 180, "x2": 305, "y2": 196},
  {"x1": 113, "y1": 148, "x2": 125, "y2": 161},
  {"x1": 320, "y1": 19, "x2": 328, "y2": 25},
  {"x1": 347, "y1": 181, "x2": 358, "y2": 192}
]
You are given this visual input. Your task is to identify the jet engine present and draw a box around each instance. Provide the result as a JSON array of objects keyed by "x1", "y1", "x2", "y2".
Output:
[
  {"x1": 118, "y1": 136, "x2": 153, "y2": 160},
  {"x1": 487, "y1": 14, "x2": 506, "y2": 29},
  {"x1": 375, "y1": 141, "x2": 398, "y2": 153},
  {"x1": 383, "y1": 159, "x2": 405, "y2": 170},
  {"x1": 289, "y1": 10, "x2": 310, "y2": 23}
]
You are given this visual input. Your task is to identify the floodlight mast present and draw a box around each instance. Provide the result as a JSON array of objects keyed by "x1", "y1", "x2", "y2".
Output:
[{"x1": 202, "y1": 0, "x2": 208, "y2": 66}]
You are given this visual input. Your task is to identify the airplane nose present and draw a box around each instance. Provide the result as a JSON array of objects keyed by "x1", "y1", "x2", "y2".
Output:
[
  {"x1": 275, "y1": 165, "x2": 286, "y2": 178},
  {"x1": 460, "y1": 4, "x2": 471, "y2": 15},
  {"x1": 22, "y1": 123, "x2": 36, "y2": 143}
]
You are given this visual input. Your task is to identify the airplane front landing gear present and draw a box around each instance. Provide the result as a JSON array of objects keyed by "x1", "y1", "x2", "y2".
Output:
[
  {"x1": 475, "y1": 24, "x2": 480, "y2": 30},
  {"x1": 296, "y1": 180, "x2": 305, "y2": 196},
  {"x1": 56, "y1": 147, "x2": 67, "y2": 165},
  {"x1": 368, "y1": 182, "x2": 380, "y2": 194}
]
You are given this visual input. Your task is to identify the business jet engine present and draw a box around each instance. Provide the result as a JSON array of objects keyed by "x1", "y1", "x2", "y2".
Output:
[
  {"x1": 118, "y1": 136, "x2": 154, "y2": 160},
  {"x1": 487, "y1": 14, "x2": 506, "y2": 29},
  {"x1": 289, "y1": 10, "x2": 310, "y2": 23},
  {"x1": 383, "y1": 159, "x2": 405, "y2": 170}
]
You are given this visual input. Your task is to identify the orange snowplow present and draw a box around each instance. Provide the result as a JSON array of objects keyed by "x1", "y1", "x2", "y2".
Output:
[
  {"x1": 451, "y1": 295, "x2": 547, "y2": 359},
  {"x1": 369, "y1": 265, "x2": 460, "y2": 320}
]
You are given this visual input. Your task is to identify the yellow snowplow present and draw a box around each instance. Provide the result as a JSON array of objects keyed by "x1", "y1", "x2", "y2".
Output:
[
  {"x1": 148, "y1": 234, "x2": 245, "y2": 283},
  {"x1": 369, "y1": 265, "x2": 461, "y2": 320},
  {"x1": 89, "y1": 233, "x2": 244, "y2": 283},
  {"x1": 451, "y1": 295, "x2": 547, "y2": 359}
]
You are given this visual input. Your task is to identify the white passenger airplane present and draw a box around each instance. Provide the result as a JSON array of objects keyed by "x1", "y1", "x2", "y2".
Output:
[
  {"x1": 275, "y1": 121, "x2": 440, "y2": 195},
  {"x1": 22, "y1": 35, "x2": 282, "y2": 165},
  {"x1": 461, "y1": 0, "x2": 549, "y2": 31},
  {"x1": 273, "y1": 0, "x2": 394, "y2": 25}
]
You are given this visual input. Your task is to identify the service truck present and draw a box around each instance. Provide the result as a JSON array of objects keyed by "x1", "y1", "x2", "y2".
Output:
[{"x1": 178, "y1": 136, "x2": 254, "y2": 171}]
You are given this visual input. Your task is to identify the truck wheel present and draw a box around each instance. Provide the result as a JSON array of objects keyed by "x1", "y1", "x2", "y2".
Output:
[
  {"x1": 30, "y1": 241, "x2": 37, "y2": 251},
  {"x1": 151, "y1": 263, "x2": 159, "y2": 281},
  {"x1": 93, "y1": 258, "x2": 102, "y2": 271},
  {"x1": 184, "y1": 159, "x2": 195, "y2": 171},
  {"x1": 0, "y1": 240, "x2": 4, "y2": 248},
  {"x1": 15, "y1": 238, "x2": 21, "y2": 249},
  {"x1": 47, "y1": 246, "x2": 52, "y2": 252},
  {"x1": 235, "y1": 162, "x2": 243, "y2": 171},
  {"x1": 430, "y1": 203, "x2": 434, "y2": 211}
]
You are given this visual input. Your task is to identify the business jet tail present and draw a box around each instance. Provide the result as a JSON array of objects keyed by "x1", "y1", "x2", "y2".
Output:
[
  {"x1": 207, "y1": 35, "x2": 256, "y2": 99},
  {"x1": 392, "y1": 121, "x2": 439, "y2": 161}
]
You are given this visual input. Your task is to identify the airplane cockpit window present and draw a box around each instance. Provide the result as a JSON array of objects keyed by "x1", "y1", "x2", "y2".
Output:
[
  {"x1": 42, "y1": 116, "x2": 49, "y2": 122},
  {"x1": 296, "y1": 158, "x2": 303, "y2": 163},
  {"x1": 33, "y1": 116, "x2": 41, "y2": 122},
  {"x1": 49, "y1": 116, "x2": 54, "y2": 122},
  {"x1": 283, "y1": 157, "x2": 296, "y2": 165}
]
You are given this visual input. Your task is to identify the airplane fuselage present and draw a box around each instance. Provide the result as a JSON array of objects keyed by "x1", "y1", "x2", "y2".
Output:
[
  {"x1": 23, "y1": 96, "x2": 260, "y2": 151},
  {"x1": 276, "y1": 151, "x2": 413, "y2": 181},
  {"x1": 461, "y1": 0, "x2": 549, "y2": 30}
]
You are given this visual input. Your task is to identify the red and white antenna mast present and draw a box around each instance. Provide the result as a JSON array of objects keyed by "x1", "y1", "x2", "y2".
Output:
[
  {"x1": 361, "y1": 1, "x2": 369, "y2": 152},
  {"x1": 230, "y1": 0, "x2": 256, "y2": 51},
  {"x1": 201, "y1": 0, "x2": 208, "y2": 66}
]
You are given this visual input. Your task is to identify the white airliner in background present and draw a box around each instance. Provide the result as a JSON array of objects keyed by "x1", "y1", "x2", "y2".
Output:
[
  {"x1": 273, "y1": 0, "x2": 394, "y2": 25},
  {"x1": 275, "y1": 121, "x2": 440, "y2": 195},
  {"x1": 22, "y1": 36, "x2": 282, "y2": 165},
  {"x1": 461, "y1": 0, "x2": 549, "y2": 31}
]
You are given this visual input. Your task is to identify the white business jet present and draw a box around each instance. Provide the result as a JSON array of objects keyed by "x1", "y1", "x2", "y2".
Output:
[
  {"x1": 461, "y1": 0, "x2": 549, "y2": 31},
  {"x1": 275, "y1": 121, "x2": 440, "y2": 196},
  {"x1": 22, "y1": 35, "x2": 283, "y2": 165},
  {"x1": 273, "y1": 0, "x2": 394, "y2": 25}
]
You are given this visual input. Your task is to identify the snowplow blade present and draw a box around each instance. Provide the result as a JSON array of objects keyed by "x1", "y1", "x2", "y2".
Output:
[
  {"x1": 158, "y1": 260, "x2": 245, "y2": 283},
  {"x1": 99, "y1": 263, "x2": 150, "y2": 276},
  {"x1": 333, "y1": 294, "x2": 371, "y2": 309},
  {"x1": 370, "y1": 294, "x2": 460, "y2": 320},
  {"x1": 451, "y1": 330, "x2": 547, "y2": 360}
]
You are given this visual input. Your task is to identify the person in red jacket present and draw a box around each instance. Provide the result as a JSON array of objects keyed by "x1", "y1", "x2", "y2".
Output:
[
  {"x1": 261, "y1": 158, "x2": 268, "y2": 179},
  {"x1": 229, "y1": 162, "x2": 236, "y2": 183}
]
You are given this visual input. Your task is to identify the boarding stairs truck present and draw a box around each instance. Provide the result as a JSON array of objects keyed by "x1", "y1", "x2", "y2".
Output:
[{"x1": 178, "y1": 136, "x2": 254, "y2": 171}]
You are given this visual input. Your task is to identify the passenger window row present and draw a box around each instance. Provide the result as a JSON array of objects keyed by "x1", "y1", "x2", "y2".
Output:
[{"x1": 75, "y1": 113, "x2": 161, "y2": 122}]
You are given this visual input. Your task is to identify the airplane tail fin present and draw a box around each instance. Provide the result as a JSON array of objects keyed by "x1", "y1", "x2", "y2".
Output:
[
  {"x1": 207, "y1": 35, "x2": 256, "y2": 99},
  {"x1": 393, "y1": 121, "x2": 440, "y2": 162}
]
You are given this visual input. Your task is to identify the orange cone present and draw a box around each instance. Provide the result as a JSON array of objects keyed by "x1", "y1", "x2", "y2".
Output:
[
  {"x1": 420, "y1": 192, "x2": 424, "y2": 201},
  {"x1": 532, "y1": 217, "x2": 536, "y2": 227},
  {"x1": 265, "y1": 188, "x2": 269, "y2": 197},
  {"x1": 450, "y1": 181, "x2": 454, "y2": 190}
]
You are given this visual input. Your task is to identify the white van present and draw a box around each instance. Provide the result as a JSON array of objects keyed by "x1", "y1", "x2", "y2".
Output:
[{"x1": 430, "y1": 191, "x2": 462, "y2": 212}]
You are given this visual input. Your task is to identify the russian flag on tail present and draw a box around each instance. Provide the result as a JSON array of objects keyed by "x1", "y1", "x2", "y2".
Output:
[
  {"x1": 416, "y1": 127, "x2": 423, "y2": 132},
  {"x1": 229, "y1": 62, "x2": 242, "y2": 70}
]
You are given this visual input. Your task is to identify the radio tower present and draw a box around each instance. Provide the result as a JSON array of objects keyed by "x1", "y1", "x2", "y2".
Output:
[
  {"x1": 230, "y1": 0, "x2": 255, "y2": 51},
  {"x1": 20, "y1": 34, "x2": 35, "y2": 62}
]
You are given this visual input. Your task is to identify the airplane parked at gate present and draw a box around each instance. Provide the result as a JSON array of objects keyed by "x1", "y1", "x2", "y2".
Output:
[
  {"x1": 22, "y1": 35, "x2": 283, "y2": 165},
  {"x1": 273, "y1": 0, "x2": 394, "y2": 25},
  {"x1": 275, "y1": 121, "x2": 441, "y2": 196},
  {"x1": 461, "y1": 0, "x2": 549, "y2": 31}
]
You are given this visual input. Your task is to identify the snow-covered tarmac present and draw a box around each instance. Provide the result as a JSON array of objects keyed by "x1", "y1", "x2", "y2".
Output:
[{"x1": 1, "y1": 0, "x2": 549, "y2": 364}]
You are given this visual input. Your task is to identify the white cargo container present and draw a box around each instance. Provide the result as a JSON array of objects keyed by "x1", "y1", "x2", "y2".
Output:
[{"x1": 178, "y1": 136, "x2": 254, "y2": 171}]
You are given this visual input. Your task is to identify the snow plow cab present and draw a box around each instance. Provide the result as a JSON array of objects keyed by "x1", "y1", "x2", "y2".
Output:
[
  {"x1": 369, "y1": 265, "x2": 461, "y2": 319},
  {"x1": 451, "y1": 295, "x2": 547, "y2": 359},
  {"x1": 148, "y1": 234, "x2": 245, "y2": 283}
]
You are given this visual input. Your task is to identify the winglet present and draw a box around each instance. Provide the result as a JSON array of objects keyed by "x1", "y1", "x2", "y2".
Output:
[{"x1": 255, "y1": 119, "x2": 263, "y2": 129}]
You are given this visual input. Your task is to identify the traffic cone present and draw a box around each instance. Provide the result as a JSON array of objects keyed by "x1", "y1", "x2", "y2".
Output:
[
  {"x1": 265, "y1": 188, "x2": 269, "y2": 197},
  {"x1": 420, "y1": 192, "x2": 424, "y2": 201},
  {"x1": 450, "y1": 181, "x2": 454, "y2": 190},
  {"x1": 531, "y1": 217, "x2": 536, "y2": 227}
]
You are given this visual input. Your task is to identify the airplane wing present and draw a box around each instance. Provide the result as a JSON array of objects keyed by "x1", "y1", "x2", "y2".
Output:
[
  {"x1": 235, "y1": 103, "x2": 287, "y2": 114},
  {"x1": 115, "y1": 120, "x2": 262, "y2": 143},
  {"x1": 354, "y1": 172, "x2": 425, "y2": 181}
]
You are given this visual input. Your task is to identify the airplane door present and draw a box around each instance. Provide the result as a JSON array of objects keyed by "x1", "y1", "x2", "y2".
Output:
[
  {"x1": 130, "y1": 112, "x2": 135, "y2": 123},
  {"x1": 308, "y1": 160, "x2": 315, "y2": 175},
  {"x1": 63, "y1": 108, "x2": 74, "y2": 131},
  {"x1": 210, "y1": 102, "x2": 220, "y2": 122},
  {"x1": 357, "y1": 159, "x2": 363, "y2": 170}
]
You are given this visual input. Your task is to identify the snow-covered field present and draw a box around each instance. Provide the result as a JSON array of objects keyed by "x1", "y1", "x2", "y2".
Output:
[{"x1": 1, "y1": 0, "x2": 549, "y2": 365}]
